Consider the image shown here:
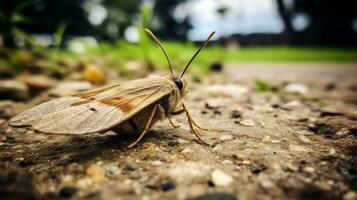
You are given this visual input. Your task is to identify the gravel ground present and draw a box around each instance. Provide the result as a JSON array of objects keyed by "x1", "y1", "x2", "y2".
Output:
[{"x1": 0, "y1": 63, "x2": 356, "y2": 200}]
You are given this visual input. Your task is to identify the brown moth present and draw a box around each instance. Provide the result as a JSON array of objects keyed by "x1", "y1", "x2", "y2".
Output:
[{"x1": 9, "y1": 29, "x2": 215, "y2": 148}]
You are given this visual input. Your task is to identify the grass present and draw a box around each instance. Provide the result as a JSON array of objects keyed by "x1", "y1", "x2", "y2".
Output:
[
  {"x1": 2, "y1": 40, "x2": 356, "y2": 76},
  {"x1": 87, "y1": 41, "x2": 357, "y2": 72}
]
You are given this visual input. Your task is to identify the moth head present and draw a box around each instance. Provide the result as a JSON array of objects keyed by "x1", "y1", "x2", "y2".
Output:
[
  {"x1": 173, "y1": 77, "x2": 188, "y2": 97},
  {"x1": 145, "y1": 28, "x2": 215, "y2": 81}
]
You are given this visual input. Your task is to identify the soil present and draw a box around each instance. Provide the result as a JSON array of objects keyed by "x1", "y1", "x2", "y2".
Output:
[{"x1": 0, "y1": 63, "x2": 356, "y2": 200}]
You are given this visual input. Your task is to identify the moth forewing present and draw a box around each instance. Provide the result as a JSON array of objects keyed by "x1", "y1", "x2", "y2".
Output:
[{"x1": 9, "y1": 76, "x2": 179, "y2": 135}]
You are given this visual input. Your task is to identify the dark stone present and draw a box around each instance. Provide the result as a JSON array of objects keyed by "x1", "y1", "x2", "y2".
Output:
[
  {"x1": 160, "y1": 181, "x2": 175, "y2": 191},
  {"x1": 209, "y1": 62, "x2": 223, "y2": 72},
  {"x1": 124, "y1": 162, "x2": 139, "y2": 171},
  {"x1": 349, "y1": 128, "x2": 357, "y2": 137},
  {"x1": 347, "y1": 146, "x2": 357, "y2": 156},
  {"x1": 250, "y1": 164, "x2": 267, "y2": 175},
  {"x1": 308, "y1": 123, "x2": 338, "y2": 137},
  {"x1": 167, "y1": 140, "x2": 179, "y2": 147},
  {"x1": 192, "y1": 193, "x2": 237, "y2": 200},
  {"x1": 59, "y1": 186, "x2": 77, "y2": 198},
  {"x1": 271, "y1": 103, "x2": 280, "y2": 108},
  {"x1": 230, "y1": 110, "x2": 242, "y2": 119},
  {"x1": 319, "y1": 111, "x2": 343, "y2": 117},
  {"x1": 213, "y1": 110, "x2": 221, "y2": 115},
  {"x1": 325, "y1": 82, "x2": 336, "y2": 91},
  {"x1": 5, "y1": 136, "x2": 16, "y2": 143},
  {"x1": 207, "y1": 180, "x2": 215, "y2": 187},
  {"x1": 19, "y1": 159, "x2": 34, "y2": 168},
  {"x1": 287, "y1": 185, "x2": 337, "y2": 200}
]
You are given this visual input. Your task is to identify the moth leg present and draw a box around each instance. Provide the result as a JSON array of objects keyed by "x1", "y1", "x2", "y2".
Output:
[
  {"x1": 182, "y1": 103, "x2": 209, "y2": 146},
  {"x1": 128, "y1": 104, "x2": 158, "y2": 148},
  {"x1": 168, "y1": 115, "x2": 179, "y2": 128},
  {"x1": 181, "y1": 103, "x2": 208, "y2": 131},
  {"x1": 170, "y1": 109, "x2": 185, "y2": 115}
]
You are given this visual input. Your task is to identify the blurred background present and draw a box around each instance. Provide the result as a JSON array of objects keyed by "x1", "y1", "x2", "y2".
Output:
[{"x1": 0, "y1": 0, "x2": 357, "y2": 85}]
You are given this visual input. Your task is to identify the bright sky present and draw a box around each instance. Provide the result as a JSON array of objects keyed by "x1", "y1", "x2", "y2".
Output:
[{"x1": 174, "y1": 0, "x2": 285, "y2": 40}]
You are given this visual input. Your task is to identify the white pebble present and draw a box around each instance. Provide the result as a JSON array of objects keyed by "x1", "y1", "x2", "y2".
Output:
[
  {"x1": 285, "y1": 83, "x2": 308, "y2": 94},
  {"x1": 211, "y1": 169, "x2": 233, "y2": 187},
  {"x1": 289, "y1": 144, "x2": 309, "y2": 152},
  {"x1": 304, "y1": 167, "x2": 315, "y2": 173},
  {"x1": 343, "y1": 191, "x2": 357, "y2": 200},
  {"x1": 329, "y1": 148, "x2": 336, "y2": 155},
  {"x1": 262, "y1": 136, "x2": 271, "y2": 142},
  {"x1": 220, "y1": 135, "x2": 234, "y2": 142},
  {"x1": 259, "y1": 179, "x2": 275, "y2": 189},
  {"x1": 240, "y1": 119, "x2": 255, "y2": 127}
]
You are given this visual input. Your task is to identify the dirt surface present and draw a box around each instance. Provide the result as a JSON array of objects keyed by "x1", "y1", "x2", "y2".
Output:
[{"x1": 1, "y1": 63, "x2": 357, "y2": 200}]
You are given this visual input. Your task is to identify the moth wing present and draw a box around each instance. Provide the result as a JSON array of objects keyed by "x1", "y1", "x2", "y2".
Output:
[
  {"x1": 9, "y1": 78, "x2": 173, "y2": 134},
  {"x1": 8, "y1": 83, "x2": 120, "y2": 127}
]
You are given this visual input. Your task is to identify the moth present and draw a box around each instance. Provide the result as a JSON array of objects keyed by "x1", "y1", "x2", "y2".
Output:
[{"x1": 9, "y1": 29, "x2": 215, "y2": 148}]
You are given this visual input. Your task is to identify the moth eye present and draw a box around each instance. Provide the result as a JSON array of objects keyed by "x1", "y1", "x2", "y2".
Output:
[{"x1": 174, "y1": 79, "x2": 183, "y2": 90}]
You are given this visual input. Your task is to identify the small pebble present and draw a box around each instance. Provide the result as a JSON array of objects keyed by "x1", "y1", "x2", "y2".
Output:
[
  {"x1": 259, "y1": 179, "x2": 275, "y2": 189},
  {"x1": 160, "y1": 181, "x2": 175, "y2": 192},
  {"x1": 125, "y1": 162, "x2": 139, "y2": 171},
  {"x1": 240, "y1": 119, "x2": 255, "y2": 127},
  {"x1": 86, "y1": 164, "x2": 108, "y2": 183},
  {"x1": 285, "y1": 83, "x2": 308, "y2": 94},
  {"x1": 0, "y1": 80, "x2": 29, "y2": 100},
  {"x1": 211, "y1": 144, "x2": 223, "y2": 152},
  {"x1": 167, "y1": 140, "x2": 179, "y2": 146},
  {"x1": 181, "y1": 148, "x2": 193, "y2": 154},
  {"x1": 211, "y1": 169, "x2": 233, "y2": 187},
  {"x1": 289, "y1": 144, "x2": 309, "y2": 152},
  {"x1": 209, "y1": 62, "x2": 223, "y2": 72},
  {"x1": 76, "y1": 178, "x2": 93, "y2": 188},
  {"x1": 59, "y1": 186, "x2": 77, "y2": 198},
  {"x1": 329, "y1": 148, "x2": 336, "y2": 155},
  {"x1": 304, "y1": 166, "x2": 315, "y2": 173},
  {"x1": 230, "y1": 110, "x2": 241, "y2": 118},
  {"x1": 285, "y1": 163, "x2": 298, "y2": 172},
  {"x1": 283, "y1": 100, "x2": 302, "y2": 109},
  {"x1": 219, "y1": 135, "x2": 234, "y2": 142},
  {"x1": 205, "y1": 99, "x2": 223, "y2": 109},
  {"x1": 151, "y1": 160, "x2": 163, "y2": 166},
  {"x1": 262, "y1": 136, "x2": 271, "y2": 143},
  {"x1": 343, "y1": 191, "x2": 357, "y2": 200},
  {"x1": 83, "y1": 63, "x2": 104, "y2": 84},
  {"x1": 250, "y1": 164, "x2": 267, "y2": 175},
  {"x1": 242, "y1": 160, "x2": 251, "y2": 165},
  {"x1": 222, "y1": 160, "x2": 233, "y2": 165},
  {"x1": 167, "y1": 161, "x2": 210, "y2": 184},
  {"x1": 18, "y1": 74, "x2": 56, "y2": 90},
  {"x1": 298, "y1": 135, "x2": 312, "y2": 143}
]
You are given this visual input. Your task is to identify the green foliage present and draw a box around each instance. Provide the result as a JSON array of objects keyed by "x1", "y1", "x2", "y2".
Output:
[
  {"x1": 254, "y1": 79, "x2": 278, "y2": 92},
  {"x1": 53, "y1": 22, "x2": 67, "y2": 47},
  {"x1": 137, "y1": 4, "x2": 155, "y2": 70},
  {"x1": 0, "y1": 0, "x2": 40, "y2": 47}
]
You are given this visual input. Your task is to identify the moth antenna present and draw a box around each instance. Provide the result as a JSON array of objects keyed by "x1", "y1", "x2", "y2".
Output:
[
  {"x1": 180, "y1": 31, "x2": 216, "y2": 78},
  {"x1": 144, "y1": 28, "x2": 175, "y2": 77}
]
